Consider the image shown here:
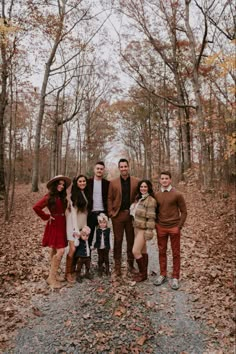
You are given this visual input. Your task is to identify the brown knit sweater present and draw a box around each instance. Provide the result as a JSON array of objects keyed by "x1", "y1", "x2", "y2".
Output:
[{"x1": 155, "y1": 188, "x2": 187, "y2": 229}]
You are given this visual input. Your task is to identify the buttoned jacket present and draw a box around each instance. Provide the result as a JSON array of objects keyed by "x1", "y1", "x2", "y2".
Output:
[{"x1": 107, "y1": 176, "x2": 139, "y2": 218}]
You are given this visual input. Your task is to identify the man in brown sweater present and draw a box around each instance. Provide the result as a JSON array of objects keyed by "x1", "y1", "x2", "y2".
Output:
[{"x1": 154, "y1": 171, "x2": 187, "y2": 290}]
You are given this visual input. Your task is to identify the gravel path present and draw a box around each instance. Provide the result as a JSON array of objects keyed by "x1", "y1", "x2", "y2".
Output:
[{"x1": 5, "y1": 239, "x2": 208, "y2": 354}]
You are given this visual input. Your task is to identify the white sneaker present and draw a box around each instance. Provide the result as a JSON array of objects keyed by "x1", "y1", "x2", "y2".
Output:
[
  {"x1": 171, "y1": 278, "x2": 179, "y2": 290},
  {"x1": 154, "y1": 275, "x2": 167, "y2": 286}
]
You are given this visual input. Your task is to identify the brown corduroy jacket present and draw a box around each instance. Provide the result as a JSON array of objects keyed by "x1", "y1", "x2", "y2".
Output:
[{"x1": 107, "y1": 176, "x2": 139, "y2": 218}]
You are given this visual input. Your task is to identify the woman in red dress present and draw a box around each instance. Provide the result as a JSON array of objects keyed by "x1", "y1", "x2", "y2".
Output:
[{"x1": 33, "y1": 175, "x2": 71, "y2": 289}]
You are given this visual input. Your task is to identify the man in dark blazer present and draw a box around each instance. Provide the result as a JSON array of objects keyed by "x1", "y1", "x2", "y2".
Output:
[
  {"x1": 87, "y1": 161, "x2": 110, "y2": 247},
  {"x1": 108, "y1": 158, "x2": 139, "y2": 276}
]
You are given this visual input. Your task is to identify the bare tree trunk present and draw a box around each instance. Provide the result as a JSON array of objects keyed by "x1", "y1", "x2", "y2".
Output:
[
  {"x1": 0, "y1": 2, "x2": 8, "y2": 197},
  {"x1": 185, "y1": 0, "x2": 210, "y2": 188},
  {"x1": 31, "y1": 2, "x2": 65, "y2": 192}
]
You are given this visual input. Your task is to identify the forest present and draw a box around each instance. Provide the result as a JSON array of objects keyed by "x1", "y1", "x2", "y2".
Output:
[{"x1": 0, "y1": 0, "x2": 235, "y2": 353}]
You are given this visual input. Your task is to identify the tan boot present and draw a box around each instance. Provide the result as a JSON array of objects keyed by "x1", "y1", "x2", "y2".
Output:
[
  {"x1": 46, "y1": 255, "x2": 64, "y2": 289},
  {"x1": 49, "y1": 249, "x2": 65, "y2": 282},
  {"x1": 65, "y1": 255, "x2": 76, "y2": 283}
]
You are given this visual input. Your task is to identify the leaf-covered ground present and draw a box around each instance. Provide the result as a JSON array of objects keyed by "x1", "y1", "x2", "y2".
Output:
[{"x1": 0, "y1": 182, "x2": 235, "y2": 353}]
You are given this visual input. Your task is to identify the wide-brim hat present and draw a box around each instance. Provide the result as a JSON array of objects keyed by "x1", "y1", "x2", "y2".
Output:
[{"x1": 46, "y1": 175, "x2": 71, "y2": 189}]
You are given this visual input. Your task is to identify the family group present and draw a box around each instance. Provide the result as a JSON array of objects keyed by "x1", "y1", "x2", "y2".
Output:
[{"x1": 33, "y1": 159, "x2": 187, "y2": 290}]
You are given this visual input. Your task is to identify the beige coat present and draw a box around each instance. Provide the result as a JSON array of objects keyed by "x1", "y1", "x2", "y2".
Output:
[{"x1": 107, "y1": 176, "x2": 139, "y2": 218}]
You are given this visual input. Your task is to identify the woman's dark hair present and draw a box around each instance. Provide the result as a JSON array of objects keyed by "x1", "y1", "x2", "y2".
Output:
[
  {"x1": 48, "y1": 180, "x2": 67, "y2": 210},
  {"x1": 136, "y1": 179, "x2": 155, "y2": 200},
  {"x1": 71, "y1": 174, "x2": 89, "y2": 212}
]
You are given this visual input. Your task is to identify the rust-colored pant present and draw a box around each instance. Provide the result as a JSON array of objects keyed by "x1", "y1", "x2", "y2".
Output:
[
  {"x1": 111, "y1": 210, "x2": 135, "y2": 264},
  {"x1": 156, "y1": 224, "x2": 181, "y2": 279}
]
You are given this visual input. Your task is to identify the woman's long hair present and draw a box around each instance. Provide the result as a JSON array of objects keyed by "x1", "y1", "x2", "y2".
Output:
[
  {"x1": 135, "y1": 179, "x2": 155, "y2": 200},
  {"x1": 71, "y1": 174, "x2": 89, "y2": 212},
  {"x1": 48, "y1": 180, "x2": 67, "y2": 210}
]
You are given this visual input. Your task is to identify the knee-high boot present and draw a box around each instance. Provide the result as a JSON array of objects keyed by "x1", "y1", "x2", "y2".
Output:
[
  {"x1": 65, "y1": 255, "x2": 76, "y2": 283},
  {"x1": 46, "y1": 255, "x2": 64, "y2": 289},
  {"x1": 132, "y1": 257, "x2": 147, "y2": 282},
  {"x1": 142, "y1": 253, "x2": 148, "y2": 281},
  {"x1": 49, "y1": 249, "x2": 65, "y2": 282}
]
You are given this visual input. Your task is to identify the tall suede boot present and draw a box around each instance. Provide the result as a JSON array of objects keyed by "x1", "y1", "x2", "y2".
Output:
[
  {"x1": 142, "y1": 253, "x2": 148, "y2": 281},
  {"x1": 46, "y1": 255, "x2": 64, "y2": 289},
  {"x1": 132, "y1": 257, "x2": 146, "y2": 282},
  {"x1": 127, "y1": 260, "x2": 138, "y2": 274},
  {"x1": 65, "y1": 255, "x2": 76, "y2": 283},
  {"x1": 49, "y1": 249, "x2": 64, "y2": 282}
]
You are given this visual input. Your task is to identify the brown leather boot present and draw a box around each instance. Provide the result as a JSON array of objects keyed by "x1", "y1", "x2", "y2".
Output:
[
  {"x1": 46, "y1": 255, "x2": 64, "y2": 289},
  {"x1": 132, "y1": 257, "x2": 147, "y2": 282},
  {"x1": 65, "y1": 255, "x2": 76, "y2": 283},
  {"x1": 127, "y1": 260, "x2": 138, "y2": 274},
  {"x1": 141, "y1": 253, "x2": 148, "y2": 281}
]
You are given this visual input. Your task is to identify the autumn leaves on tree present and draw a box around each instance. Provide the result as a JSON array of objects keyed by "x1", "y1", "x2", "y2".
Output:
[{"x1": 0, "y1": 0, "x2": 235, "y2": 216}]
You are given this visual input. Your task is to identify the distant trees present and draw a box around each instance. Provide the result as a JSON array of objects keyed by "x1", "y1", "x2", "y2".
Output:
[
  {"x1": 114, "y1": 0, "x2": 235, "y2": 187},
  {"x1": 0, "y1": 0, "x2": 234, "y2": 220}
]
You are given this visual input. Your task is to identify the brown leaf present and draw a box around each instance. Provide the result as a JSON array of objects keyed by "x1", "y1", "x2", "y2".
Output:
[{"x1": 136, "y1": 334, "x2": 147, "y2": 346}]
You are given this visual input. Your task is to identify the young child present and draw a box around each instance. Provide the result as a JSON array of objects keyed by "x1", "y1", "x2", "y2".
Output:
[
  {"x1": 74, "y1": 226, "x2": 92, "y2": 282},
  {"x1": 94, "y1": 213, "x2": 112, "y2": 276}
]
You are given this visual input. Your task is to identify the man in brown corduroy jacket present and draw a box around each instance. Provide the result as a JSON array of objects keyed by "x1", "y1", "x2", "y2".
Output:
[{"x1": 108, "y1": 158, "x2": 139, "y2": 276}]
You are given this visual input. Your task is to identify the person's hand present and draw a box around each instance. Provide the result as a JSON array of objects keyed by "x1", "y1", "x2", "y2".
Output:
[
  {"x1": 49, "y1": 215, "x2": 55, "y2": 224},
  {"x1": 73, "y1": 231, "x2": 80, "y2": 238}
]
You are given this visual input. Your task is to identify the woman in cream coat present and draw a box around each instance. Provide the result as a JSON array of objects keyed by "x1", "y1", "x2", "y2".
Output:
[
  {"x1": 130, "y1": 179, "x2": 157, "y2": 282},
  {"x1": 65, "y1": 175, "x2": 89, "y2": 282}
]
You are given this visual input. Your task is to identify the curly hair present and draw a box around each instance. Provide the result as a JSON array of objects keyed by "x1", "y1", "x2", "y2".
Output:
[
  {"x1": 71, "y1": 174, "x2": 89, "y2": 212},
  {"x1": 135, "y1": 179, "x2": 155, "y2": 200},
  {"x1": 48, "y1": 180, "x2": 67, "y2": 210}
]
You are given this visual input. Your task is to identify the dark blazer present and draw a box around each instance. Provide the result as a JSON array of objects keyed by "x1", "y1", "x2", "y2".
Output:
[
  {"x1": 87, "y1": 178, "x2": 110, "y2": 214},
  {"x1": 107, "y1": 176, "x2": 139, "y2": 218}
]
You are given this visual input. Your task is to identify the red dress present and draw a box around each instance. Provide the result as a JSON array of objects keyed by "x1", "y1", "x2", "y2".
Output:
[{"x1": 33, "y1": 194, "x2": 68, "y2": 249}]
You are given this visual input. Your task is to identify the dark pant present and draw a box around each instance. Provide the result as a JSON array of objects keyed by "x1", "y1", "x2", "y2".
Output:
[
  {"x1": 98, "y1": 249, "x2": 110, "y2": 268},
  {"x1": 77, "y1": 256, "x2": 91, "y2": 275},
  {"x1": 87, "y1": 211, "x2": 105, "y2": 247},
  {"x1": 112, "y1": 210, "x2": 135, "y2": 264},
  {"x1": 156, "y1": 224, "x2": 181, "y2": 279}
]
